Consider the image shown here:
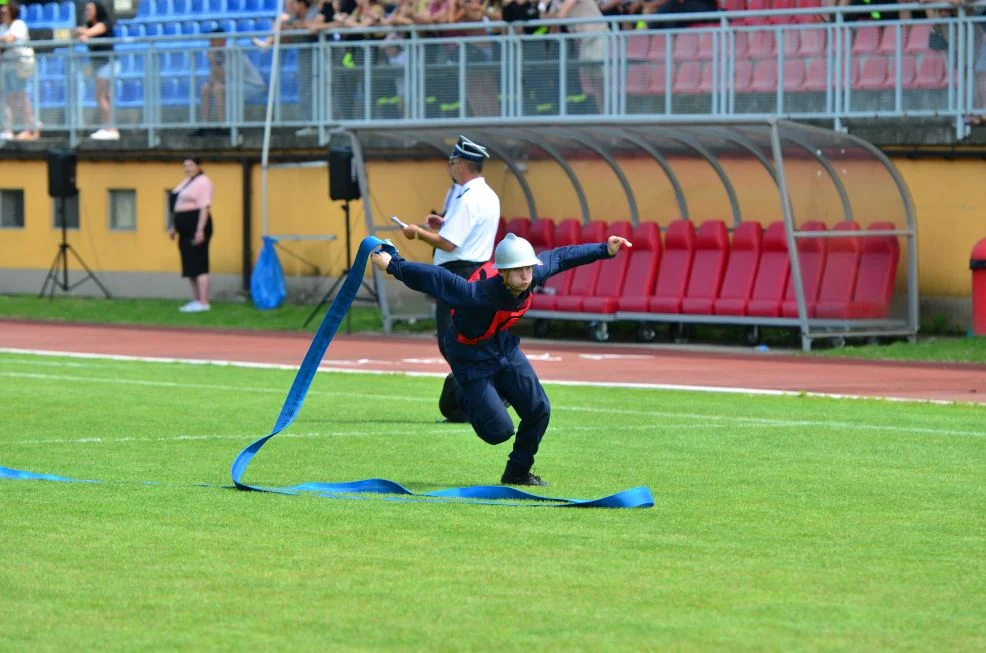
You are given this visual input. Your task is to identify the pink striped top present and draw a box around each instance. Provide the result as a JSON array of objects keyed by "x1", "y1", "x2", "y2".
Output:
[{"x1": 173, "y1": 174, "x2": 214, "y2": 212}]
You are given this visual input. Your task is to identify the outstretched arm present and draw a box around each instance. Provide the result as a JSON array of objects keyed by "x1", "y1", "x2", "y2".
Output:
[
  {"x1": 370, "y1": 251, "x2": 490, "y2": 307},
  {"x1": 533, "y1": 236, "x2": 632, "y2": 285}
]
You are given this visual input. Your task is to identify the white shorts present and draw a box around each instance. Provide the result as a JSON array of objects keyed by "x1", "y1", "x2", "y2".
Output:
[{"x1": 95, "y1": 60, "x2": 121, "y2": 80}]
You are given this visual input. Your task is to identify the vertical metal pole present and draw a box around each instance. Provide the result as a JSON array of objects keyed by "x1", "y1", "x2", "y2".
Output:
[
  {"x1": 770, "y1": 122, "x2": 811, "y2": 351},
  {"x1": 260, "y1": 0, "x2": 287, "y2": 239},
  {"x1": 242, "y1": 159, "x2": 253, "y2": 293}
]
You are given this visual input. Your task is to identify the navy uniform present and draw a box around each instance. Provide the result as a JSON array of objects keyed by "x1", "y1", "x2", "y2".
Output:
[{"x1": 381, "y1": 233, "x2": 617, "y2": 487}]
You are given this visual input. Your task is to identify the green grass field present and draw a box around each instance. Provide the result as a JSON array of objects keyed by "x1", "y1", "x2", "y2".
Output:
[{"x1": 1, "y1": 351, "x2": 984, "y2": 651}]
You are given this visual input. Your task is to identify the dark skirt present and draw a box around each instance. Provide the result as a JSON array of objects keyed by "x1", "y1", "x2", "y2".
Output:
[{"x1": 174, "y1": 209, "x2": 213, "y2": 278}]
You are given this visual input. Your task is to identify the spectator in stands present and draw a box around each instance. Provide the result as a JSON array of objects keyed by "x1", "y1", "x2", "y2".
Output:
[
  {"x1": 75, "y1": 1, "x2": 118, "y2": 141},
  {"x1": 168, "y1": 157, "x2": 215, "y2": 313},
  {"x1": 254, "y1": 0, "x2": 317, "y2": 134},
  {"x1": 399, "y1": 136, "x2": 501, "y2": 411},
  {"x1": 502, "y1": 0, "x2": 559, "y2": 114},
  {"x1": 369, "y1": 231, "x2": 632, "y2": 486},
  {"x1": 0, "y1": 1, "x2": 39, "y2": 141},
  {"x1": 449, "y1": 0, "x2": 500, "y2": 116},
  {"x1": 194, "y1": 29, "x2": 266, "y2": 137},
  {"x1": 542, "y1": 0, "x2": 606, "y2": 113},
  {"x1": 644, "y1": 0, "x2": 719, "y2": 27}
]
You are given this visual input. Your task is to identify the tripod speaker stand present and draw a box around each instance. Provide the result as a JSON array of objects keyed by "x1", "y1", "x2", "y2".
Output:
[
  {"x1": 302, "y1": 146, "x2": 378, "y2": 331},
  {"x1": 39, "y1": 149, "x2": 112, "y2": 300}
]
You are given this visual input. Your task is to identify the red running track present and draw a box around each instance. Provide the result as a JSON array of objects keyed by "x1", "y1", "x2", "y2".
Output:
[{"x1": 1, "y1": 320, "x2": 984, "y2": 404}]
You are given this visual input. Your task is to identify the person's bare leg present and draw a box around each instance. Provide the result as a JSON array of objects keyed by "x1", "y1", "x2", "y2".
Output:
[
  {"x1": 188, "y1": 278, "x2": 200, "y2": 302},
  {"x1": 196, "y1": 274, "x2": 210, "y2": 305},
  {"x1": 214, "y1": 83, "x2": 226, "y2": 123},
  {"x1": 200, "y1": 82, "x2": 211, "y2": 122},
  {"x1": 97, "y1": 78, "x2": 111, "y2": 126}
]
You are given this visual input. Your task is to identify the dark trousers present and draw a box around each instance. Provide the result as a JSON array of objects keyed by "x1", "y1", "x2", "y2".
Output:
[
  {"x1": 436, "y1": 260, "x2": 485, "y2": 362},
  {"x1": 451, "y1": 348, "x2": 551, "y2": 473}
]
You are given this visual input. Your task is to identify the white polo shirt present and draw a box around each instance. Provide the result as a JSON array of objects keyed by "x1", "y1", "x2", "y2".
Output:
[{"x1": 433, "y1": 176, "x2": 500, "y2": 266}]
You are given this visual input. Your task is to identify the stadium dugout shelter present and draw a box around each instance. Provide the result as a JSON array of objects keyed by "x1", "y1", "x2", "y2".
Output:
[{"x1": 341, "y1": 118, "x2": 918, "y2": 351}]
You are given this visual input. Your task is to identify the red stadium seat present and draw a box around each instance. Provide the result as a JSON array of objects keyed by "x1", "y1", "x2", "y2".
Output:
[
  {"x1": 798, "y1": 28, "x2": 826, "y2": 58},
  {"x1": 697, "y1": 62, "x2": 715, "y2": 93},
  {"x1": 780, "y1": 221, "x2": 828, "y2": 318},
  {"x1": 750, "y1": 60, "x2": 778, "y2": 93},
  {"x1": 527, "y1": 218, "x2": 555, "y2": 254},
  {"x1": 495, "y1": 217, "x2": 507, "y2": 245},
  {"x1": 733, "y1": 31, "x2": 750, "y2": 59},
  {"x1": 617, "y1": 223, "x2": 663, "y2": 312},
  {"x1": 505, "y1": 217, "x2": 530, "y2": 240},
  {"x1": 842, "y1": 221, "x2": 900, "y2": 319},
  {"x1": 673, "y1": 32, "x2": 699, "y2": 61},
  {"x1": 532, "y1": 219, "x2": 581, "y2": 310},
  {"x1": 855, "y1": 56, "x2": 889, "y2": 90},
  {"x1": 784, "y1": 59, "x2": 807, "y2": 92},
  {"x1": 904, "y1": 24, "x2": 933, "y2": 55},
  {"x1": 628, "y1": 64, "x2": 651, "y2": 95},
  {"x1": 734, "y1": 59, "x2": 754, "y2": 93},
  {"x1": 627, "y1": 34, "x2": 650, "y2": 60},
  {"x1": 747, "y1": 30, "x2": 776, "y2": 58},
  {"x1": 882, "y1": 55, "x2": 916, "y2": 90},
  {"x1": 813, "y1": 221, "x2": 862, "y2": 319},
  {"x1": 746, "y1": 221, "x2": 792, "y2": 317},
  {"x1": 912, "y1": 53, "x2": 947, "y2": 90},
  {"x1": 648, "y1": 219, "x2": 697, "y2": 314},
  {"x1": 852, "y1": 26, "x2": 881, "y2": 56},
  {"x1": 647, "y1": 62, "x2": 670, "y2": 94},
  {"x1": 697, "y1": 31, "x2": 716, "y2": 60},
  {"x1": 649, "y1": 34, "x2": 669, "y2": 61},
  {"x1": 681, "y1": 220, "x2": 730, "y2": 315},
  {"x1": 878, "y1": 24, "x2": 906, "y2": 55},
  {"x1": 803, "y1": 57, "x2": 828, "y2": 92},
  {"x1": 673, "y1": 62, "x2": 703, "y2": 94},
  {"x1": 556, "y1": 221, "x2": 608, "y2": 312},
  {"x1": 713, "y1": 221, "x2": 763, "y2": 316},
  {"x1": 770, "y1": 0, "x2": 795, "y2": 23},
  {"x1": 583, "y1": 221, "x2": 635, "y2": 314},
  {"x1": 783, "y1": 30, "x2": 800, "y2": 58}
]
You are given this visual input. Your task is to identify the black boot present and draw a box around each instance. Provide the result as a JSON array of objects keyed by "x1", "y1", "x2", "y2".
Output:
[
  {"x1": 439, "y1": 373, "x2": 467, "y2": 423},
  {"x1": 500, "y1": 464, "x2": 548, "y2": 487}
]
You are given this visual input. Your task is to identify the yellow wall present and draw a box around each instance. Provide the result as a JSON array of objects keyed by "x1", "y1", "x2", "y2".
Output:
[{"x1": 1, "y1": 156, "x2": 984, "y2": 297}]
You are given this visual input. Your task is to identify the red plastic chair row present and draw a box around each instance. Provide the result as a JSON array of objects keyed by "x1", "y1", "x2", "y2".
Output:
[{"x1": 501, "y1": 217, "x2": 900, "y2": 321}]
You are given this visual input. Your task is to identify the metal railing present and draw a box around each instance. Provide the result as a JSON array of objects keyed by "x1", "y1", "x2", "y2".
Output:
[{"x1": 5, "y1": 2, "x2": 985, "y2": 144}]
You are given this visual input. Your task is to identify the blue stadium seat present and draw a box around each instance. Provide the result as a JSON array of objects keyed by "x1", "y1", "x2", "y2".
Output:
[
  {"x1": 195, "y1": 51, "x2": 209, "y2": 74},
  {"x1": 200, "y1": 19, "x2": 219, "y2": 33},
  {"x1": 137, "y1": 0, "x2": 154, "y2": 19},
  {"x1": 226, "y1": 0, "x2": 244, "y2": 13},
  {"x1": 243, "y1": 0, "x2": 261, "y2": 12},
  {"x1": 163, "y1": 22, "x2": 180, "y2": 36},
  {"x1": 207, "y1": 0, "x2": 225, "y2": 14},
  {"x1": 145, "y1": 23, "x2": 163, "y2": 37},
  {"x1": 182, "y1": 20, "x2": 200, "y2": 34},
  {"x1": 26, "y1": 4, "x2": 42, "y2": 23},
  {"x1": 261, "y1": 0, "x2": 278, "y2": 11},
  {"x1": 116, "y1": 24, "x2": 129, "y2": 38},
  {"x1": 154, "y1": 0, "x2": 171, "y2": 18},
  {"x1": 218, "y1": 18, "x2": 235, "y2": 33},
  {"x1": 164, "y1": 51, "x2": 189, "y2": 72},
  {"x1": 235, "y1": 19, "x2": 255, "y2": 32},
  {"x1": 41, "y1": 54, "x2": 66, "y2": 78},
  {"x1": 116, "y1": 79, "x2": 144, "y2": 107},
  {"x1": 129, "y1": 23, "x2": 147, "y2": 38},
  {"x1": 42, "y1": 2, "x2": 58, "y2": 23},
  {"x1": 58, "y1": 1, "x2": 75, "y2": 24},
  {"x1": 248, "y1": 48, "x2": 272, "y2": 73},
  {"x1": 173, "y1": 0, "x2": 188, "y2": 16},
  {"x1": 188, "y1": 0, "x2": 204, "y2": 14},
  {"x1": 280, "y1": 47, "x2": 297, "y2": 72},
  {"x1": 40, "y1": 80, "x2": 66, "y2": 108},
  {"x1": 254, "y1": 18, "x2": 272, "y2": 32},
  {"x1": 280, "y1": 71, "x2": 299, "y2": 103}
]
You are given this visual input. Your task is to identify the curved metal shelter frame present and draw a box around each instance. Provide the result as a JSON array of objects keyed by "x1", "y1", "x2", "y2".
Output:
[{"x1": 343, "y1": 119, "x2": 917, "y2": 349}]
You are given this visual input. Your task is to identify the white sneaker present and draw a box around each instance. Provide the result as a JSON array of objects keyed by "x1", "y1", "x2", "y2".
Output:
[
  {"x1": 295, "y1": 126, "x2": 316, "y2": 136},
  {"x1": 185, "y1": 302, "x2": 211, "y2": 313},
  {"x1": 90, "y1": 128, "x2": 120, "y2": 141},
  {"x1": 179, "y1": 300, "x2": 203, "y2": 312}
]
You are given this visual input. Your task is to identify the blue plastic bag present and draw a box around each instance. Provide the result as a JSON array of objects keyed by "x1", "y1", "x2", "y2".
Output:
[{"x1": 251, "y1": 236, "x2": 286, "y2": 310}]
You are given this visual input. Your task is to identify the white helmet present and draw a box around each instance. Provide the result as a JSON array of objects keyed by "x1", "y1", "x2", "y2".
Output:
[{"x1": 494, "y1": 233, "x2": 542, "y2": 269}]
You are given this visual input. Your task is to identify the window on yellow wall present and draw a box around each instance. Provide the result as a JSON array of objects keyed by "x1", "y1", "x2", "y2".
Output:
[
  {"x1": 0, "y1": 190, "x2": 24, "y2": 228},
  {"x1": 109, "y1": 189, "x2": 136, "y2": 231},
  {"x1": 52, "y1": 194, "x2": 79, "y2": 230}
]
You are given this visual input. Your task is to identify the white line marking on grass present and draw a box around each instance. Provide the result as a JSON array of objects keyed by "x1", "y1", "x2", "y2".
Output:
[
  {"x1": 7, "y1": 429, "x2": 462, "y2": 446},
  {"x1": 2, "y1": 368, "x2": 983, "y2": 440}
]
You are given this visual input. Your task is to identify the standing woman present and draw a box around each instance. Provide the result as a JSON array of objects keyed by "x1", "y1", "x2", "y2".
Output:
[
  {"x1": 75, "y1": 1, "x2": 118, "y2": 141},
  {"x1": 0, "y1": 1, "x2": 39, "y2": 140},
  {"x1": 168, "y1": 157, "x2": 214, "y2": 313}
]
